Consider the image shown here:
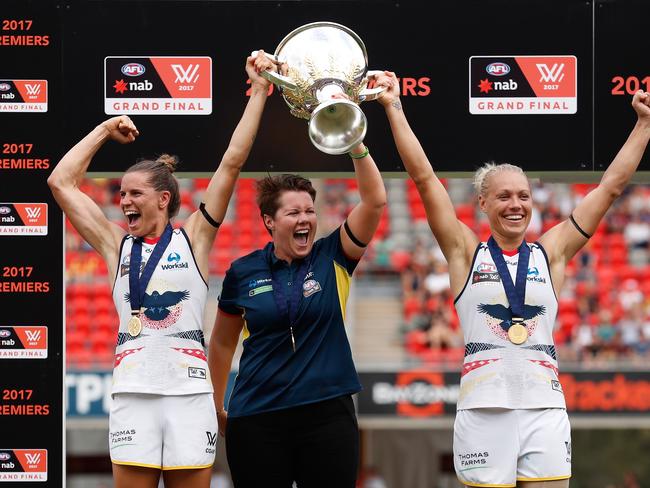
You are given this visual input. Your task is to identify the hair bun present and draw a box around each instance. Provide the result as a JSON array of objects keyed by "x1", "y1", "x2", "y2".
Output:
[{"x1": 155, "y1": 153, "x2": 179, "y2": 173}]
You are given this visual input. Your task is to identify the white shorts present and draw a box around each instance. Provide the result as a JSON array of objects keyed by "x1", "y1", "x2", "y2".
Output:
[
  {"x1": 453, "y1": 408, "x2": 571, "y2": 487},
  {"x1": 109, "y1": 392, "x2": 217, "y2": 470}
]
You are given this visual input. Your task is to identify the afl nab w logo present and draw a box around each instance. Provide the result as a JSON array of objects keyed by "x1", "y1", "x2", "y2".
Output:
[
  {"x1": 206, "y1": 431, "x2": 217, "y2": 447},
  {"x1": 171, "y1": 64, "x2": 200, "y2": 84},
  {"x1": 24, "y1": 452, "x2": 41, "y2": 467},
  {"x1": 205, "y1": 431, "x2": 217, "y2": 455}
]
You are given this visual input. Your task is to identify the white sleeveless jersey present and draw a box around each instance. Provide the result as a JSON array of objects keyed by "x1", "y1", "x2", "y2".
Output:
[
  {"x1": 454, "y1": 241, "x2": 565, "y2": 410},
  {"x1": 111, "y1": 228, "x2": 212, "y2": 395}
]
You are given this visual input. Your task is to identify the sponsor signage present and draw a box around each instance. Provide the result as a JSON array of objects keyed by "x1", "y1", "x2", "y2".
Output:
[
  {"x1": 61, "y1": 0, "x2": 595, "y2": 173},
  {"x1": 469, "y1": 56, "x2": 577, "y2": 114},
  {"x1": 357, "y1": 371, "x2": 650, "y2": 417},
  {"x1": 0, "y1": 449, "x2": 47, "y2": 482},
  {"x1": 67, "y1": 370, "x2": 650, "y2": 418},
  {"x1": 104, "y1": 56, "x2": 212, "y2": 115},
  {"x1": 65, "y1": 371, "x2": 237, "y2": 417},
  {"x1": 0, "y1": 203, "x2": 47, "y2": 235},
  {"x1": 1, "y1": 2, "x2": 63, "y2": 485},
  {"x1": 0, "y1": 80, "x2": 47, "y2": 113},
  {"x1": 0, "y1": 326, "x2": 47, "y2": 358},
  {"x1": 66, "y1": 372, "x2": 113, "y2": 417}
]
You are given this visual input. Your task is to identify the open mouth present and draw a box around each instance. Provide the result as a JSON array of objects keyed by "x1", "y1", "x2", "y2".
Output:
[
  {"x1": 125, "y1": 210, "x2": 141, "y2": 227},
  {"x1": 504, "y1": 215, "x2": 524, "y2": 222},
  {"x1": 294, "y1": 229, "x2": 309, "y2": 246}
]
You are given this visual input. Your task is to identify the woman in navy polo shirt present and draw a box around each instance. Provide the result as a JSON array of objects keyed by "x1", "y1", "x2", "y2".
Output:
[{"x1": 208, "y1": 146, "x2": 386, "y2": 486}]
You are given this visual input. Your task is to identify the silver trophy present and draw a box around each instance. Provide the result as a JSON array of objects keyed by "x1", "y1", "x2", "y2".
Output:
[{"x1": 254, "y1": 22, "x2": 384, "y2": 155}]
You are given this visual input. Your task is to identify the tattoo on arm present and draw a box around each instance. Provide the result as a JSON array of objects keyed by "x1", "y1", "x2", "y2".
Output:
[{"x1": 392, "y1": 100, "x2": 402, "y2": 111}]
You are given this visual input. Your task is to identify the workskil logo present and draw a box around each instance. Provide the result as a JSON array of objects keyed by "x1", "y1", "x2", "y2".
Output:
[
  {"x1": 0, "y1": 79, "x2": 48, "y2": 112},
  {"x1": 0, "y1": 449, "x2": 47, "y2": 481},
  {"x1": 0, "y1": 203, "x2": 47, "y2": 236},
  {"x1": 469, "y1": 55, "x2": 577, "y2": 114},
  {"x1": 105, "y1": 56, "x2": 212, "y2": 115},
  {"x1": 0, "y1": 326, "x2": 48, "y2": 358}
]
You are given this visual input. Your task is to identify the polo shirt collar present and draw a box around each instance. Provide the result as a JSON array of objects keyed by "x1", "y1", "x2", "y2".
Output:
[{"x1": 265, "y1": 241, "x2": 309, "y2": 270}]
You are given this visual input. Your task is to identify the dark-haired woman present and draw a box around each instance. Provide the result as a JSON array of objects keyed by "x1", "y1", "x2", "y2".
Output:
[
  {"x1": 209, "y1": 150, "x2": 386, "y2": 486},
  {"x1": 48, "y1": 52, "x2": 275, "y2": 488}
]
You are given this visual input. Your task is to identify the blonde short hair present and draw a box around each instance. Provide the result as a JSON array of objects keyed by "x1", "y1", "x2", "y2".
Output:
[{"x1": 473, "y1": 162, "x2": 527, "y2": 196}]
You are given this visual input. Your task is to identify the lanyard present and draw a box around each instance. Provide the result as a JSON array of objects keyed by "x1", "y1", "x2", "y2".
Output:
[
  {"x1": 270, "y1": 250, "x2": 312, "y2": 352},
  {"x1": 128, "y1": 223, "x2": 173, "y2": 315},
  {"x1": 486, "y1": 236, "x2": 530, "y2": 319}
]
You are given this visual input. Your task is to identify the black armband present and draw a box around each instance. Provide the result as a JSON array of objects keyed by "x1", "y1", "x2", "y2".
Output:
[
  {"x1": 199, "y1": 202, "x2": 221, "y2": 228},
  {"x1": 569, "y1": 214, "x2": 591, "y2": 239},
  {"x1": 343, "y1": 220, "x2": 368, "y2": 248}
]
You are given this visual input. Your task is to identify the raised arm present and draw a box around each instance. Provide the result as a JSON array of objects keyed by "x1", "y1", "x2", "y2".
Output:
[
  {"x1": 540, "y1": 90, "x2": 650, "y2": 274},
  {"x1": 340, "y1": 142, "x2": 387, "y2": 260},
  {"x1": 185, "y1": 51, "x2": 275, "y2": 264},
  {"x1": 376, "y1": 72, "x2": 478, "y2": 292},
  {"x1": 47, "y1": 116, "x2": 138, "y2": 277}
]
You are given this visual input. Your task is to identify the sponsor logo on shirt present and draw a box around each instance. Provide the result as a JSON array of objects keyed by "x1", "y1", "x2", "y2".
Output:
[
  {"x1": 160, "y1": 251, "x2": 188, "y2": 270},
  {"x1": 249, "y1": 285, "x2": 273, "y2": 296},
  {"x1": 303, "y1": 279, "x2": 322, "y2": 297},
  {"x1": 188, "y1": 367, "x2": 206, "y2": 379}
]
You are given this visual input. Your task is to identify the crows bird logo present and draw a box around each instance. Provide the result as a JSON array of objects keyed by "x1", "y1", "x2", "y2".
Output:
[
  {"x1": 126, "y1": 290, "x2": 190, "y2": 321},
  {"x1": 477, "y1": 303, "x2": 546, "y2": 332}
]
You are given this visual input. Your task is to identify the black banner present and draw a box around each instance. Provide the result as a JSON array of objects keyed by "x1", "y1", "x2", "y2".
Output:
[
  {"x1": 595, "y1": 0, "x2": 650, "y2": 170},
  {"x1": 357, "y1": 371, "x2": 650, "y2": 417},
  {"x1": 0, "y1": 1, "x2": 63, "y2": 486},
  {"x1": 4, "y1": 0, "x2": 645, "y2": 175},
  {"x1": 62, "y1": 0, "x2": 597, "y2": 174}
]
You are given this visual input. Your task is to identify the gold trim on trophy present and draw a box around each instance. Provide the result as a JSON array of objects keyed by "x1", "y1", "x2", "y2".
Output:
[{"x1": 254, "y1": 21, "x2": 385, "y2": 154}]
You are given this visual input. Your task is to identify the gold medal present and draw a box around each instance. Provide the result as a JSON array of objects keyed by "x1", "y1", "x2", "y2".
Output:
[
  {"x1": 128, "y1": 315, "x2": 142, "y2": 337},
  {"x1": 508, "y1": 321, "x2": 528, "y2": 344}
]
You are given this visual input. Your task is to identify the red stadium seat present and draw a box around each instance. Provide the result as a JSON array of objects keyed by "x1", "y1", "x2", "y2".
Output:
[
  {"x1": 404, "y1": 329, "x2": 428, "y2": 355},
  {"x1": 70, "y1": 310, "x2": 91, "y2": 335},
  {"x1": 390, "y1": 251, "x2": 411, "y2": 272},
  {"x1": 194, "y1": 178, "x2": 210, "y2": 189},
  {"x1": 403, "y1": 296, "x2": 422, "y2": 321},
  {"x1": 67, "y1": 330, "x2": 85, "y2": 352},
  {"x1": 94, "y1": 311, "x2": 116, "y2": 334},
  {"x1": 558, "y1": 299, "x2": 578, "y2": 316},
  {"x1": 93, "y1": 296, "x2": 114, "y2": 315}
]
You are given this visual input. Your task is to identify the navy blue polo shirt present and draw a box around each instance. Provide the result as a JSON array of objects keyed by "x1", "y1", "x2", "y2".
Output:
[{"x1": 218, "y1": 227, "x2": 362, "y2": 417}]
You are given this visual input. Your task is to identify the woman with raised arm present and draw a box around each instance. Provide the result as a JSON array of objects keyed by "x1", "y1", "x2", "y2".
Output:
[
  {"x1": 376, "y1": 71, "x2": 650, "y2": 488},
  {"x1": 48, "y1": 52, "x2": 275, "y2": 488},
  {"x1": 208, "y1": 143, "x2": 386, "y2": 487}
]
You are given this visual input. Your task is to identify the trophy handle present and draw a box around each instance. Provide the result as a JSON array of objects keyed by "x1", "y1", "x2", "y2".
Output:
[
  {"x1": 358, "y1": 70, "x2": 386, "y2": 101},
  {"x1": 250, "y1": 50, "x2": 298, "y2": 90}
]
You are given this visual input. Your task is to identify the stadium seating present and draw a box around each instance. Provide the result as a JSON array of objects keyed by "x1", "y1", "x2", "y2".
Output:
[{"x1": 64, "y1": 177, "x2": 650, "y2": 367}]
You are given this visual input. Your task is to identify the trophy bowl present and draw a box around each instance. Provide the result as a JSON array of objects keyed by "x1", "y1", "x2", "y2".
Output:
[{"x1": 256, "y1": 21, "x2": 383, "y2": 155}]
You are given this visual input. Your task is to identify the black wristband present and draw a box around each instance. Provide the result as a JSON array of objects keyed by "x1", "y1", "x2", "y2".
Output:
[
  {"x1": 343, "y1": 220, "x2": 368, "y2": 248},
  {"x1": 199, "y1": 202, "x2": 221, "y2": 228},
  {"x1": 569, "y1": 214, "x2": 591, "y2": 239}
]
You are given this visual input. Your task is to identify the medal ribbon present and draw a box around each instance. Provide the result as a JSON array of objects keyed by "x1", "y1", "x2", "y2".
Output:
[
  {"x1": 129, "y1": 223, "x2": 174, "y2": 315},
  {"x1": 487, "y1": 236, "x2": 530, "y2": 326}
]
